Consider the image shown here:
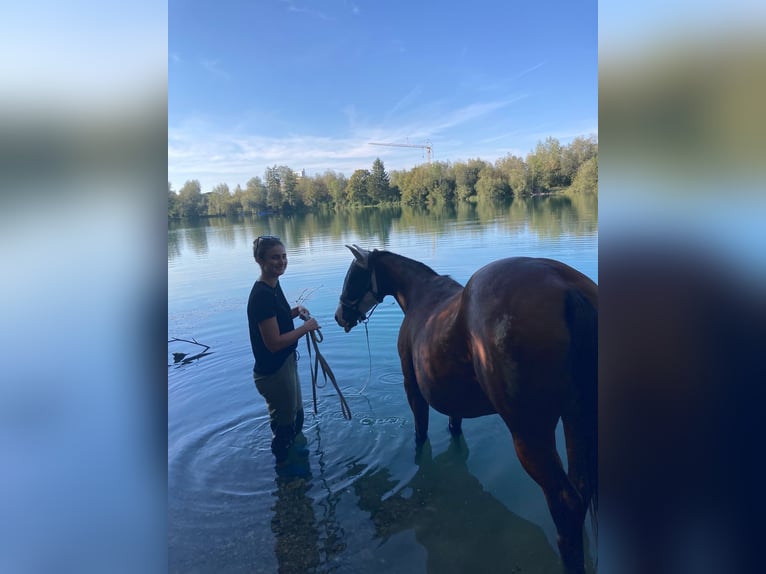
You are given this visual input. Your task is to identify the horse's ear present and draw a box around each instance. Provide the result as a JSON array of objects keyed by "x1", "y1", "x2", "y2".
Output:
[{"x1": 346, "y1": 244, "x2": 370, "y2": 268}]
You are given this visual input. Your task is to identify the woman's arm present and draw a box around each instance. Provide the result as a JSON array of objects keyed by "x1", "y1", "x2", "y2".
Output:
[{"x1": 258, "y1": 315, "x2": 320, "y2": 353}]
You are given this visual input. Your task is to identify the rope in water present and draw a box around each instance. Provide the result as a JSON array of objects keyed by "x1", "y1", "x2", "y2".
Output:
[{"x1": 304, "y1": 328, "x2": 352, "y2": 420}]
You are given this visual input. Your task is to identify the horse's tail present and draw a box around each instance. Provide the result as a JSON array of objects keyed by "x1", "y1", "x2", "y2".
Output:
[{"x1": 564, "y1": 288, "x2": 598, "y2": 545}]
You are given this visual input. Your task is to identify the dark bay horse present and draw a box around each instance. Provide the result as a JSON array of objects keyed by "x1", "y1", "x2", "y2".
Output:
[{"x1": 335, "y1": 245, "x2": 598, "y2": 574}]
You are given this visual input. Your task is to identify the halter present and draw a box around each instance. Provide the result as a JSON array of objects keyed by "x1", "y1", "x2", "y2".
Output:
[{"x1": 338, "y1": 264, "x2": 382, "y2": 321}]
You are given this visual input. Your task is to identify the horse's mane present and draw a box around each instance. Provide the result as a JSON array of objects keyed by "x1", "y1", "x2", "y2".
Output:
[
  {"x1": 372, "y1": 250, "x2": 463, "y2": 292},
  {"x1": 371, "y1": 249, "x2": 439, "y2": 277}
]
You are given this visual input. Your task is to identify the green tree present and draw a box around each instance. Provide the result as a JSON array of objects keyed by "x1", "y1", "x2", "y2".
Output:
[
  {"x1": 346, "y1": 169, "x2": 371, "y2": 206},
  {"x1": 265, "y1": 166, "x2": 283, "y2": 210},
  {"x1": 426, "y1": 161, "x2": 456, "y2": 205},
  {"x1": 398, "y1": 165, "x2": 430, "y2": 206},
  {"x1": 388, "y1": 170, "x2": 406, "y2": 203},
  {"x1": 177, "y1": 179, "x2": 204, "y2": 218},
  {"x1": 496, "y1": 155, "x2": 530, "y2": 195},
  {"x1": 278, "y1": 166, "x2": 300, "y2": 209},
  {"x1": 527, "y1": 137, "x2": 565, "y2": 191},
  {"x1": 298, "y1": 174, "x2": 331, "y2": 208},
  {"x1": 475, "y1": 165, "x2": 511, "y2": 201},
  {"x1": 168, "y1": 181, "x2": 180, "y2": 218},
  {"x1": 232, "y1": 184, "x2": 244, "y2": 215},
  {"x1": 207, "y1": 183, "x2": 231, "y2": 216},
  {"x1": 320, "y1": 170, "x2": 347, "y2": 208},
  {"x1": 245, "y1": 176, "x2": 267, "y2": 214},
  {"x1": 224, "y1": 184, "x2": 240, "y2": 216},
  {"x1": 561, "y1": 135, "x2": 598, "y2": 183},
  {"x1": 453, "y1": 159, "x2": 485, "y2": 201},
  {"x1": 368, "y1": 158, "x2": 393, "y2": 203},
  {"x1": 569, "y1": 155, "x2": 598, "y2": 194}
]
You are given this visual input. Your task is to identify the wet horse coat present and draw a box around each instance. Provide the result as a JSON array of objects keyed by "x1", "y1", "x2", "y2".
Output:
[{"x1": 335, "y1": 246, "x2": 598, "y2": 573}]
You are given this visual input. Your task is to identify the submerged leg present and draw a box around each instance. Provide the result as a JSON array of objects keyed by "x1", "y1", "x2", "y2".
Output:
[
  {"x1": 448, "y1": 416, "x2": 463, "y2": 436},
  {"x1": 292, "y1": 408, "x2": 309, "y2": 452},
  {"x1": 409, "y1": 390, "x2": 429, "y2": 445},
  {"x1": 512, "y1": 428, "x2": 587, "y2": 574},
  {"x1": 400, "y1": 356, "x2": 429, "y2": 445},
  {"x1": 403, "y1": 378, "x2": 429, "y2": 445},
  {"x1": 294, "y1": 407, "x2": 304, "y2": 435},
  {"x1": 271, "y1": 423, "x2": 294, "y2": 464}
]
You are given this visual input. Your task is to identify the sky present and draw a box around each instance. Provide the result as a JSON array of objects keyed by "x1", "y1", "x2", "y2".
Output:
[{"x1": 169, "y1": 0, "x2": 597, "y2": 193}]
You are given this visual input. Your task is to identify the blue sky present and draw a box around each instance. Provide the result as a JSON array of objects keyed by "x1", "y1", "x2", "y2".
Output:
[{"x1": 169, "y1": 0, "x2": 597, "y2": 193}]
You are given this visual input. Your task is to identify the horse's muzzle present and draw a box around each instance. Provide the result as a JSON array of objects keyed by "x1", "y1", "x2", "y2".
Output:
[{"x1": 334, "y1": 304, "x2": 358, "y2": 333}]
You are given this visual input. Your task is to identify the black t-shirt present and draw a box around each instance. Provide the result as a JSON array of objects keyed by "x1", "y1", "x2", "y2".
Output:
[{"x1": 247, "y1": 280, "x2": 297, "y2": 374}]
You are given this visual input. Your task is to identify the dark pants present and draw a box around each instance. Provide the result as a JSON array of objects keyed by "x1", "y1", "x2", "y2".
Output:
[{"x1": 254, "y1": 352, "x2": 304, "y2": 462}]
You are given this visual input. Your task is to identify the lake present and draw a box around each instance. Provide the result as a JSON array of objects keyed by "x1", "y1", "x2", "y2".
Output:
[{"x1": 168, "y1": 194, "x2": 598, "y2": 573}]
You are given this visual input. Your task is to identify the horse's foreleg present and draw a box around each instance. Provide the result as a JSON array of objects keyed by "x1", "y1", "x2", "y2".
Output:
[
  {"x1": 402, "y1": 377, "x2": 429, "y2": 445},
  {"x1": 407, "y1": 388, "x2": 429, "y2": 445},
  {"x1": 512, "y1": 429, "x2": 587, "y2": 574},
  {"x1": 448, "y1": 416, "x2": 463, "y2": 436},
  {"x1": 400, "y1": 353, "x2": 429, "y2": 445}
]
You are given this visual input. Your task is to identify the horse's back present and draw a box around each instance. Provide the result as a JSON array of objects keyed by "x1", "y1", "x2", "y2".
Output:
[
  {"x1": 468, "y1": 256, "x2": 596, "y2": 301},
  {"x1": 463, "y1": 257, "x2": 596, "y2": 334}
]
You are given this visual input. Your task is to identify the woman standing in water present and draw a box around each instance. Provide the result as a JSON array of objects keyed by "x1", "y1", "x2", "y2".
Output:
[{"x1": 247, "y1": 236, "x2": 320, "y2": 469}]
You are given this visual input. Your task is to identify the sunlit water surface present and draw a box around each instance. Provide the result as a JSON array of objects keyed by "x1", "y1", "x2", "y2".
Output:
[{"x1": 169, "y1": 197, "x2": 598, "y2": 573}]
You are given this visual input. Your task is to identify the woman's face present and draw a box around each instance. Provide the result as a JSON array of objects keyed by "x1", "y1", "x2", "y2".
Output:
[{"x1": 259, "y1": 244, "x2": 288, "y2": 278}]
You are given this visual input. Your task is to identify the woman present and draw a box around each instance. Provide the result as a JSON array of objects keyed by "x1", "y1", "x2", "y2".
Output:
[{"x1": 247, "y1": 236, "x2": 320, "y2": 467}]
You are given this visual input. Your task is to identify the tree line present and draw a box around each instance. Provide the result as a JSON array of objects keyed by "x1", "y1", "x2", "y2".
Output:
[{"x1": 168, "y1": 135, "x2": 597, "y2": 219}]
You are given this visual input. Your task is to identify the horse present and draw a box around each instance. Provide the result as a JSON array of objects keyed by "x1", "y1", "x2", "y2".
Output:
[{"x1": 334, "y1": 245, "x2": 598, "y2": 574}]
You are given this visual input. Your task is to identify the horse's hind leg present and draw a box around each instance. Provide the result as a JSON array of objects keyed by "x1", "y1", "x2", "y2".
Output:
[
  {"x1": 563, "y1": 415, "x2": 593, "y2": 515},
  {"x1": 512, "y1": 429, "x2": 587, "y2": 574},
  {"x1": 448, "y1": 416, "x2": 462, "y2": 436}
]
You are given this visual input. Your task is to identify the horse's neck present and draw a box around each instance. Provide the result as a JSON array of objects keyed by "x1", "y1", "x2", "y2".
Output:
[{"x1": 375, "y1": 252, "x2": 461, "y2": 313}]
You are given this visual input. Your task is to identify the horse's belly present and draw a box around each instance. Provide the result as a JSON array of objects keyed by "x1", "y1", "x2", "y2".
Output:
[{"x1": 420, "y1": 376, "x2": 496, "y2": 418}]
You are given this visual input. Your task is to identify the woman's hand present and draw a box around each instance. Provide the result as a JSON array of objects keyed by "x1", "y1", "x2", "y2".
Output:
[
  {"x1": 303, "y1": 317, "x2": 320, "y2": 332},
  {"x1": 295, "y1": 305, "x2": 311, "y2": 320}
]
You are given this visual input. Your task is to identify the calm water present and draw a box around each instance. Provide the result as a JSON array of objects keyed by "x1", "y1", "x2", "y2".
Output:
[{"x1": 168, "y1": 195, "x2": 598, "y2": 574}]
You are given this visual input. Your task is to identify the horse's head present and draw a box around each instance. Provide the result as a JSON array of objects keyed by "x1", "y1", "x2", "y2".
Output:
[{"x1": 335, "y1": 244, "x2": 382, "y2": 332}]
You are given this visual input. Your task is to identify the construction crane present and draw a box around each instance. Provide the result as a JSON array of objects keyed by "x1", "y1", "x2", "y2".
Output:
[{"x1": 368, "y1": 140, "x2": 432, "y2": 164}]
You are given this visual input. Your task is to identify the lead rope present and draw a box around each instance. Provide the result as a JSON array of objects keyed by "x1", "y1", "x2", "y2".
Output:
[
  {"x1": 305, "y1": 329, "x2": 352, "y2": 420},
  {"x1": 358, "y1": 302, "x2": 380, "y2": 395}
]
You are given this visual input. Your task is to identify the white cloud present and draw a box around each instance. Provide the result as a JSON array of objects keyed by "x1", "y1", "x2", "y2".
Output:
[
  {"x1": 200, "y1": 59, "x2": 229, "y2": 80},
  {"x1": 385, "y1": 85, "x2": 423, "y2": 120},
  {"x1": 279, "y1": 0, "x2": 332, "y2": 21},
  {"x1": 168, "y1": 96, "x2": 592, "y2": 192}
]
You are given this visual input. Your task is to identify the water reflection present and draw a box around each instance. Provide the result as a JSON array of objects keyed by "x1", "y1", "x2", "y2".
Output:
[
  {"x1": 167, "y1": 195, "x2": 597, "y2": 261},
  {"x1": 267, "y1": 435, "x2": 568, "y2": 573},
  {"x1": 210, "y1": 217, "x2": 237, "y2": 246},
  {"x1": 514, "y1": 194, "x2": 598, "y2": 239},
  {"x1": 271, "y1": 473, "x2": 321, "y2": 574},
  {"x1": 185, "y1": 225, "x2": 210, "y2": 256},
  {"x1": 269, "y1": 426, "x2": 349, "y2": 574},
  {"x1": 168, "y1": 229, "x2": 181, "y2": 260},
  {"x1": 311, "y1": 427, "x2": 349, "y2": 568},
  {"x1": 399, "y1": 203, "x2": 457, "y2": 230},
  {"x1": 349, "y1": 437, "x2": 565, "y2": 574}
]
